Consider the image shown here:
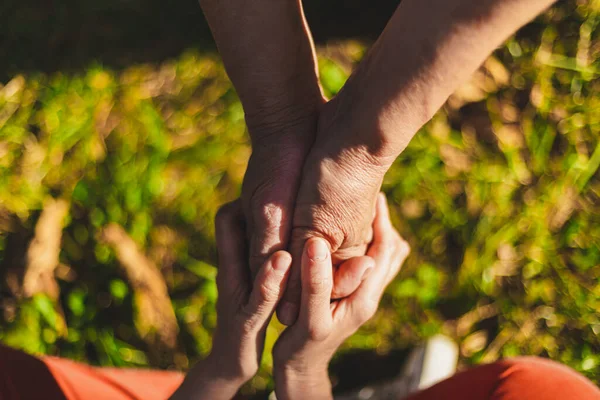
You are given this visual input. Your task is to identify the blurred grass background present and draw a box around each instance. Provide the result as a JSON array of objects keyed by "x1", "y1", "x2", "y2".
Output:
[{"x1": 1, "y1": 0, "x2": 599, "y2": 397}]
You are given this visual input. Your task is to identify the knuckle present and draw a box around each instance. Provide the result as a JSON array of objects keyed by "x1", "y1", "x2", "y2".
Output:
[
  {"x1": 239, "y1": 315, "x2": 258, "y2": 337},
  {"x1": 355, "y1": 299, "x2": 378, "y2": 324},
  {"x1": 305, "y1": 321, "x2": 332, "y2": 341},
  {"x1": 290, "y1": 224, "x2": 343, "y2": 254},
  {"x1": 258, "y1": 203, "x2": 286, "y2": 233},
  {"x1": 258, "y1": 280, "x2": 279, "y2": 303},
  {"x1": 399, "y1": 238, "x2": 411, "y2": 256},
  {"x1": 233, "y1": 357, "x2": 258, "y2": 380}
]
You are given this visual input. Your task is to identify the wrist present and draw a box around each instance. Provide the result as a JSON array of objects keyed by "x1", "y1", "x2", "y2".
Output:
[
  {"x1": 317, "y1": 93, "x2": 402, "y2": 173},
  {"x1": 274, "y1": 364, "x2": 332, "y2": 400},
  {"x1": 170, "y1": 355, "x2": 246, "y2": 400},
  {"x1": 245, "y1": 87, "x2": 324, "y2": 148},
  {"x1": 204, "y1": 344, "x2": 257, "y2": 384},
  {"x1": 323, "y1": 22, "x2": 440, "y2": 162}
]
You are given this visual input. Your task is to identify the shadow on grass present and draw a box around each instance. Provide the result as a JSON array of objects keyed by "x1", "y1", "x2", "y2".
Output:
[
  {"x1": 1, "y1": 0, "x2": 400, "y2": 80},
  {"x1": 329, "y1": 348, "x2": 411, "y2": 395}
]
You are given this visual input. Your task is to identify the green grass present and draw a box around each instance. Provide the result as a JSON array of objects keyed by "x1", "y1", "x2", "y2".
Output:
[{"x1": 1, "y1": 0, "x2": 600, "y2": 396}]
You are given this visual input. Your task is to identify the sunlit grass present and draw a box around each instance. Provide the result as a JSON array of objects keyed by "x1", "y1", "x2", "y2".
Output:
[{"x1": 0, "y1": 0, "x2": 599, "y2": 393}]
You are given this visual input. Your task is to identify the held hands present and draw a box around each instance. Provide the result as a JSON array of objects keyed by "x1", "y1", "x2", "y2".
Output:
[
  {"x1": 245, "y1": 98, "x2": 396, "y2": 326},
  {"x1": 278, "y1": 100, "x2": 396, "y2": 325},
  {"x1": 174, "y1": 194, "x2": 409, "y2": 399},
  {"x1": 273, "y1": 194, "x2": 409, "y2": 399}
]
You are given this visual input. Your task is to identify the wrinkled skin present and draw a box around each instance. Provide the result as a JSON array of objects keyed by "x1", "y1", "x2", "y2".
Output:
[{"x1": 241, "y1": 96, "x2": 390, "y2": 325}]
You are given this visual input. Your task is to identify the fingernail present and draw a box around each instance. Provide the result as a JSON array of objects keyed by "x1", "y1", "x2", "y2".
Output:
[
  {"x1": 273, "y1": 252, "x2": 292, "y2": 272},
  {"x1": 307, "y1": 238, "x2": 328, "y2": 261},
  {"x1": 362, "y1": 266, "x2": 374, "y2": 281},
  {"x1": 278, "y1": 302, "x2": 298, "y2": 326}
]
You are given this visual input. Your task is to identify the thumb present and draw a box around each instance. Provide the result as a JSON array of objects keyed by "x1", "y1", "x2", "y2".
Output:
[
  {"x1": 275, "y1": 228, "x2": 306, "y2": 326},
  {"x1": 331, "y1": 256, "x2": 375, "y2": 299},
  {"x1": 277, "y1": 226, "x2": 337, "y2": 325}
]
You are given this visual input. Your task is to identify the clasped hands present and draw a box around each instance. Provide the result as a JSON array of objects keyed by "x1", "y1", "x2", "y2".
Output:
[{"x1": 172, "y1": 194, "x2": 409, "y2": 400}]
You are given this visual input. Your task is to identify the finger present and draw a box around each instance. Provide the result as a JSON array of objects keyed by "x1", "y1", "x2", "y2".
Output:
[
  {"x1": 345, "y1": 194, "x2": 399, "y2": 324},
  {"x1": 298, "y1": 238, "x2": 334, "y2": 340},
  {"x1": 247, "y1": 199, "x2": 291, "y2": 279},
  {"x1": 276, "y1": 228, "x2": 307, "y2": 326},
  {"x1": 370, "y1": 193, "x2": 410, "y2": 285},
  {"x1": 244, "y1": 251, "x2": 292, "y2": 329},
  {"x1": 331, "y1": 256, "x2": 375, "y2": 299},
  {"x1": 365, "y1": 193, "x2": 398, "y2": 287},
  {"x1": 278, "y1": 226, "x2": 361, "y2": 326},
  {"x1": 372, "y1": 192, "x2": 393, "y2": 241},
  {"x1": 385, "y1": 238, "x2": 410, "y2": 287},
  {"x1": 242, "y1": 155, "x2": 299, "y2": 279},
  {"x1": 215, "y1": 200, "x2": 249, "y2": 299}
]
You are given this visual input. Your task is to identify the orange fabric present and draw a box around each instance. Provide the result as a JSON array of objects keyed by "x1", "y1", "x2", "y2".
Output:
[
  {"x1": 406, "y1": 356, "x2": 600, "y2": 400},
  {"x1": 43, "y1": 356, "x2": 183, "y2": 400},
  {"x1": 0, "y1": 344, "x2": 182, "y2": 400},
  {"x1": 0, "y1": 345, "x2": 598, "y2": 399}
]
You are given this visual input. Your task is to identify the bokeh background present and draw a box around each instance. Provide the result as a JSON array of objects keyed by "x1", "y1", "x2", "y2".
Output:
[{"x1": 1, "y1": 0, "x2": 599, "y2": 396}]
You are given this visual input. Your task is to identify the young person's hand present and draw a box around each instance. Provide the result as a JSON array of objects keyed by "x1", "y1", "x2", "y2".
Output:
[
  {"x1": 273, "y1": 194, "x2": 410, "y2": 400},
  {"x1": 171, "y1": 201, "x2": 292, "y2": 400}
]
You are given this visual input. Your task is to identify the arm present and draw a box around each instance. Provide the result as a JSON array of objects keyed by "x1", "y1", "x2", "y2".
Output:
[
  {"x1": 278, "y1": 0, "x2": 557, "y2": 324},
  {"x1": 331, "y1": 0, "x2": 558, "y2": 159},
  {"x1": 274, "y1": 195, "x2": 410, "y2": 399},
  {"x1": 199, "y1": 0, "x2": 322, "y2": 129},
  {"x1": 199, "y1": 0, "x2": 324, "y2": 279}
]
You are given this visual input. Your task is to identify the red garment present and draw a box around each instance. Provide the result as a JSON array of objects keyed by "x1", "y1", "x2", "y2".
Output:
[
  {"x1": 0, "y1": 344, "x2": 598, "y2": 399},
  {"x1": 406, "y1": 356, "x2": 600, "y2": 400},
  {"x1": 0, "y1": 345, "x2": 182, "y2": 400}
]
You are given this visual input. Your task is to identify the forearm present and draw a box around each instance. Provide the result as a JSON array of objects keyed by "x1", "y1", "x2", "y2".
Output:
[
  {"x1": 199, "y1": 0, "x2": 323, "y2": 139},
  {"x1": 335, "y1": 0, "x2": 557, "y2": 162}
]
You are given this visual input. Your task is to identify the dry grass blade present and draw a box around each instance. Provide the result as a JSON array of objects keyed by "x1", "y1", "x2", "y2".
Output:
[
  {"x1": 23, "y1": 198, "x2": 69, "y2": 300},
  {"x1": 100, "y1": 223, "x2": 179, "y2": 352}
]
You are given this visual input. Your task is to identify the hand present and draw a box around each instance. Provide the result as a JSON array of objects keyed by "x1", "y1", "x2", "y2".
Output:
[
  {"x1": 273, "y1": 194, "x2": 410, "y2": 399},
  {"x1": 171, "y1": 201, "x2": 292, "y2": 400},
  {"x1": 243, "y1": 102, "x2": 379, "y2": 318},
  {"x1": 277, "y1": 98, "x2": 395, "y2": 325},
  {"x1": 241, "y1": 108, "x2": 319, "y2": 278}
]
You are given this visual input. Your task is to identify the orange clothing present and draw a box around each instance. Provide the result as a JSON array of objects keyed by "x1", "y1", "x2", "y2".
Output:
[
  {"x1": 0, "y1": 344, "x2": 598, "y2": 399},
  {"x1": 0, "y1": 345, "x2": 182, "y2": 400},
  {"x1": 406, "y1": 356, "x2": 600, "y2": 400}
]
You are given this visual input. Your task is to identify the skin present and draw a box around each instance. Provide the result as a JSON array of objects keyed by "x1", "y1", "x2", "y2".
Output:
[
  {"x1": 274, "y1": 194, "x2": 410, "y2": 399},
  {"x1": 171, "y1": 195, "x2": 408, "y2": 399},
  {"x1": 170, "y1": 201, "x2": 293, "y2": 400},
  {"x1": 198, "y1": 0, "x2": 374, "y2": 312},
  {"x1": 198, "y1": 0, "x2": 558, "y2": 326},
  {"x1": 198, "y1": 0, "x2": 323, "y2": 276}
]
